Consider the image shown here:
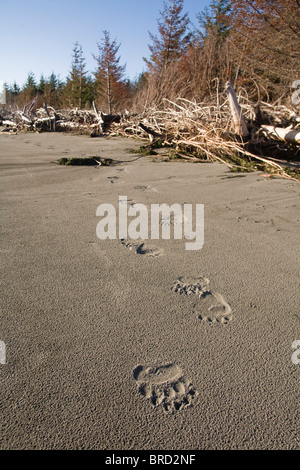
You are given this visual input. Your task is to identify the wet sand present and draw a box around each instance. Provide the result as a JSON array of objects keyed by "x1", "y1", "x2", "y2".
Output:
[{"x1": 0, "y1": 132, "x2": 299, "y2": 449}]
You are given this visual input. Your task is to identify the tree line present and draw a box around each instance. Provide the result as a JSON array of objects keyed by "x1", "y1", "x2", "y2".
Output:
[
  {"x1": 5, "y1": 0, "x2": 300, "y2": 113},
  {"x1": 5, "y1": 33, "x2": 131, "y2": 113}
]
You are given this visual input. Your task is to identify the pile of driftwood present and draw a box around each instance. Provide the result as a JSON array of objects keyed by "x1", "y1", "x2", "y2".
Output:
[
  {"x1": 111, "y1": 82, "x2": 300, "y2": 178},
  {"x1": 0, "y1": 98, "x2": 121, "y2": 134},
  {"x1": 1, "y1": 84, "x2": 299, "y2": 178}
]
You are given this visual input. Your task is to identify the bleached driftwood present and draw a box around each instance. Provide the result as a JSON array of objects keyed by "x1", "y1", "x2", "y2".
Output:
[
  {"x1": 18, "y1": 112, "x2": 32, "y2": 124},
  {"x1": 34, "y1": 116, "x2": 57, "y2": 132},
  {"x1": 225, "y1": 81, "x2": 249, "y2": 138},
  {"x1": 23, "y1": 96, "x2": 37, "y2": 115},
  {"x1": 43, "y1": 103, "x2": 50, "y2": 117},
  {"x1": 91, "y1": 101, "x2": 121, "y2": 135},
  {"x1": 260, "y1": 125, "x2": 300, "y2": 144},
  {"x1": 55, "y1": 120, "x2": 78, "y2": 128},
  {"x1": 92, "y1": 101, "x2": 103, "y2": 124},
  {"x1": 2, "y1": 120, "x2": 17, "y2": 126}
]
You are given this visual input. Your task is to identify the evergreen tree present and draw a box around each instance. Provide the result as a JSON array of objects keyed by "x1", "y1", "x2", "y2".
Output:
[
  {"x1": 145, "y1": 0, "x2": 190, "y2": 73},
  {"x1": 11, "y1": 81, "x2": 21, "y2": 96},
  {"x1": 38, "y1": 75, "x2": 46, "y2": 96},
  {"x1": 132, "y1": 73, "x2": 148, "y2": 94},
  {"x1": 83, "y1": 75, "x2": 96, "y2": 108},
  {"x1": 48, "y1": 72, "x2": 58, "y2": 93},
  {"x1": 65, "y1": 42, "x2": 89, "y2": 108},
  {"x1": 93, "y1": 30, "x2": 127, "y2": 113},
  {"x1": 4, "y1": 81, "x2": 21, "y2": 107},
  {"x1": 197, "y1": 0, "x2": 232, "y2": 45},
  {"x1": 22, "y1": 72, "x2": 37, "y2": 101},
  {"x1": 43, "y1": 72, "x2": 61, "y2": 106}
]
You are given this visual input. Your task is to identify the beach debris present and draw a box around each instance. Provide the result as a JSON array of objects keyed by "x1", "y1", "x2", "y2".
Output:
[
  {"x1": 91, "y1": 100, "x2": 120, "y2": 135},
  {"x1": 57, "y1": 156, "x2": 113, "y2": 166},
  {"x1": 225, "y1": 81, "x2": 249, "y2": 138},
  {"x1": 260, "y1": 125, "x2": 300, "y2": 145},
  {"x1": 1, "y1": 84, "x2": 299, "y2": 179}
]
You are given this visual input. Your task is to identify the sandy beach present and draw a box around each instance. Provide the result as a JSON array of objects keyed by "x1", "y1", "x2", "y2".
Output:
[{"x1": 0, "y1": 132, "x2": 299, "y2": 450}]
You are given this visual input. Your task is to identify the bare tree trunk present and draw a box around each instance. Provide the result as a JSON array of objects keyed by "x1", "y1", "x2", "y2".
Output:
[
  {"x1": 79, "y1": 74, "x2": 82, "y2": 109},
  {"x1": 107, "y1": 71, "x2": 112, "y2": 115},
  {"x1": 225, "y1": 81, "x2": 249, "y2": 138}
]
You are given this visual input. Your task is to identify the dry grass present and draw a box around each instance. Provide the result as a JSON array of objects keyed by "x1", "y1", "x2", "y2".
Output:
[{"x1": 112, "y1": 94, "x2": 300, "y2": 180}]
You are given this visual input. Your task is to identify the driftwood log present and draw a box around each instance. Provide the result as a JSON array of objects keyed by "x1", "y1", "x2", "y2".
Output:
[
  {"x1": 260, "y1": 125, "x2": 300, "y2": 144},
  {"x1": 138, "y1": 122, "x2": 164, "y2": 142},
  {"x1": 225, "y1": 81, "x2": 249, "y2": 138},
  {"x1": 91, "y1": 101, "x2": 121, "y2": 135}
]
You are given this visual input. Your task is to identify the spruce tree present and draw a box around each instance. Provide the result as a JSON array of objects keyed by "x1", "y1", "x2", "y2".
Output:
[
  {"x1": 22, "y1": 72, "x2": 37, "y2": 101},
  {"x1": 66, "y1": 42, "x2": 88, "y2": 108},
  {"x1": 93, "y1": 30, "x2": 127, "y2": 114},
  {"x1": 42, "y1": 72, "x2": 61, "y2": 107},
  {"x1": 11, "y1": 82, "x2": 21, "y2": 96},
  {"x1": 38, "y1": 75, "x2": 46, "y2": 96},
  {"x1": 197, "y1": 0, "x2": 232, "y2": 45},
  {"x1": 145, "y1": 0, "x2": 190, "y2": 73}
]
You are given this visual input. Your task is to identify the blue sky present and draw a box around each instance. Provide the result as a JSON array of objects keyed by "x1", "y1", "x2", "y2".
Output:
[{"x1": 0, "y1": 0, "x2": 209, "y2": 87}]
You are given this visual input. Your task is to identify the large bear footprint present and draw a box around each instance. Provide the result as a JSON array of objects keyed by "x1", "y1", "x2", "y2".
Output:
[
  {"x1": 173, "y1": 277, "x2": 233, "y2": 325},
  {"x1": 194, "y1": 292, "x2": 233, "y2": 325},
  {"x1": 133, "y1": 363, "x2": 198, "y2": 413}
]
